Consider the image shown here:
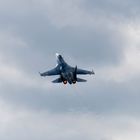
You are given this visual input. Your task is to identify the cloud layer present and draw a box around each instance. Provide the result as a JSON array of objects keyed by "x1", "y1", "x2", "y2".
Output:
[{"x1": 0, "y1": 0, "x2": 140, "y2": 139}]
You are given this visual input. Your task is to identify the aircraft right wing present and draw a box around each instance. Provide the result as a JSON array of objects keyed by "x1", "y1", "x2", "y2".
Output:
[
  {"x1": 40, "y1": 65, "x2": 60, "y2": 76},
  {"x1": 76, "y1": 68, "x2": 95, "y2": 75}
]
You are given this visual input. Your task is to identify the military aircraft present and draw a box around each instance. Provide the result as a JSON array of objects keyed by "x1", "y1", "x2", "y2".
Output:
[{"x1": 40, "y1": 53, "x2": 95, "y2": 84}]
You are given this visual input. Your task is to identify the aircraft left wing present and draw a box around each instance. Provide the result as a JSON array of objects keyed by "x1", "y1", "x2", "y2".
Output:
[
  {"x1": 76, "y1": 68, "x2": 95, "y2": 75},
  {"x1": 40, "y1": 65, "x2": 60, "y2": 76}
]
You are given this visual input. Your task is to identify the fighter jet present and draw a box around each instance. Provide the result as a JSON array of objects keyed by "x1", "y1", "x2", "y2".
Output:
[{"x1": 40, "y1": 53, "x2": 95, "y2": 84}]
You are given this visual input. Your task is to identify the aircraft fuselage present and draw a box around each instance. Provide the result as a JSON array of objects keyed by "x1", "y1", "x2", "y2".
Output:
[{"x1": 40, "y1": 53, "x2": 95, "y2": 84}]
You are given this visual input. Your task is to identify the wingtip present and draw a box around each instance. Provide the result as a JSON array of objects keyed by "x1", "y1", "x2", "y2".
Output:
[
  {"x1": 55, "y1": 53, "x2": 59, "y2": 57},
  {"x1": 39, "y1": 72, "x2": 44, "y2": 77},
  {"x1": 39, "y1": 72, "x2": 42, "y2": 76},
  {"x1": 92, "y1": 70, "x2": 95, "y2": 75}
]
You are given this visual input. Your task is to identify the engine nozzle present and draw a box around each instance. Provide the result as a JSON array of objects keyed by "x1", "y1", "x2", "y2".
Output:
[{"x1": 63, "y1": 80, "x2": 67, "y2": 84}]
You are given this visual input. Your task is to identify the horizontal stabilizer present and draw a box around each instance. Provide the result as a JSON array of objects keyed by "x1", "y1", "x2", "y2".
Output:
[
  {"x1": 77, "y1": 78, "x2": 87, "y2": 82},
  {"x1": 52, "y1": 78, "x2": 62, "y2": 83}
]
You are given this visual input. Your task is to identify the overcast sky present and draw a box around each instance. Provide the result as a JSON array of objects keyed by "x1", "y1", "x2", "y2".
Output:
[{"x1": 0, "y1": 0, "x2": 140, "y2": 140}]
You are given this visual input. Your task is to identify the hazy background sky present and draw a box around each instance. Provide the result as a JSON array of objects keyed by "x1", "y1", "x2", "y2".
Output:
[{"x1": 0, "y1": 0, "x2": 140, "y2": 139}]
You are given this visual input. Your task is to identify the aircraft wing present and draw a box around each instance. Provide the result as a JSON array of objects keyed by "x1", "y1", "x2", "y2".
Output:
[
  {"x1": 76, "y1": 68, "x2": 95, "y2": 75},
  {"x1": 40, "y1": 65, "x2": 60, "y2": 76},
  {"x1": 52, "y1": 78, "x2": 62, "y2": 83}
]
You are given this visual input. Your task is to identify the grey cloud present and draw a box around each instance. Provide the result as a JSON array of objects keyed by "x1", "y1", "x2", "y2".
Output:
[
  {"x1": 0, "y1": 0, "x2": 140, "y2": 139},
  {"x1": 1, "y1": 77, "x2": 140, "y2": 117},
  {"x1": 84, "y1": 0, "x2": 140, "y2": 19},
  {"x1": 0, "y1": 21, "x2": 125, "y2": 72},
  {"x1": 0, "y1": 0, "x2": 139, "y2": 116},
  {"x1": 0, "y1": 98, "x2": 139, "y2": 140},
  {"x1": 0, "y1": 0, "x2": 139, "y2": 115},
  {"x1": 0, "y1": 105, "x2": 132, "y2": 140},
  {"x1": 0, "y1": 0, "x2": 128, "y2": 72}
]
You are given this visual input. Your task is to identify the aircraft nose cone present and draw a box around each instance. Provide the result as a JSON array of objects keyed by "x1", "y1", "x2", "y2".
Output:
[{"x1": 56, "y1": 53, "x2": 60, "y2": 57}]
